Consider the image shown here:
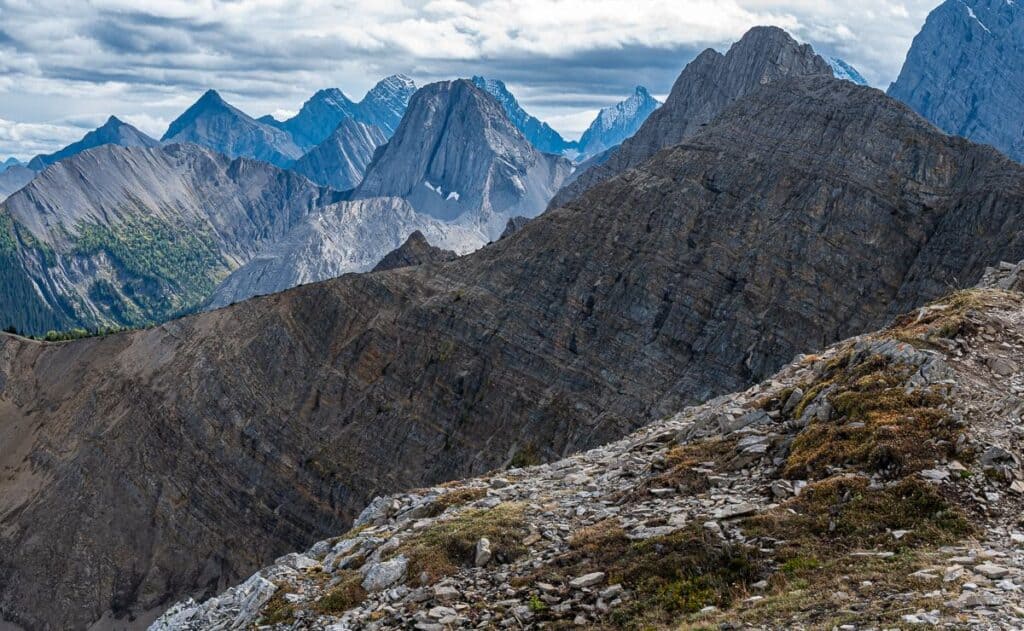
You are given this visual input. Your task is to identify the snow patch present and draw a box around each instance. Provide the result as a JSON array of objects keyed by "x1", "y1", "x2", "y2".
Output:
[{"x1": 960, "y1": 1, "x2": 992, "y2": 33}]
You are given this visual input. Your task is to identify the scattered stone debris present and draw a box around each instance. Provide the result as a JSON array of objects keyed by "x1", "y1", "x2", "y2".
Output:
[{"x1": 150, "y1": 262, "x2": 1024, "y2": 630}]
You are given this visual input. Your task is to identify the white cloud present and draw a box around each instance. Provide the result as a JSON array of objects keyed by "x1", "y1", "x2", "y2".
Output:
[
  {"x1": 0, "y1": 0, "x2": 942, "y2": 157},
  {"x1": 0, "y1": 118, "x2": 88, "y2": 160}
]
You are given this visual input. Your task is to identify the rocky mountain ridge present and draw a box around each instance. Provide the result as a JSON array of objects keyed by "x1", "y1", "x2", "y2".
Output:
[
  {"x1": 0, "y1": 143, "x2": 340, "y2": 335},
  {"x1": 205, "y1": 78, "x2": 572, "y2": 308},
  {"x1": 4, "y1": 65, "x2": 1024, "y2": 630},
  {"x1": 149, "y1": 262, "x2": 1024, "y2": 629},
  {"x1": 371, "y1": 231, "x2": 459, "y2": 272},
  {"x1": 269, "y1": 75, "x2": 416, "y2": 147},
  {"x1": 888, "y1": 0, "x2": 1024, "y2": 163},
  {"x1": 161, "y1": 90, "x2": 305, "y2": 168},
  {"x1": 549, "y1": 25, "x2": 834, "y2": 208},
  {"x1": 27, "y1": 116, "x2": 158, "y2": 171}
]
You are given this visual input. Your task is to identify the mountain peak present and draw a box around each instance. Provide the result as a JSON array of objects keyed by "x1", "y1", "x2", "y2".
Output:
[
  {"x1": 369, "y1": 74, "x2": 416, "y2": 96},
  {"x1": 552, "y1": 24, "x2": 832, "y2": 207},
  {"x1": 162, "y1": 90, "x2": 303, "y2": 166},
  {"x1": 371, "y1": 229, "x2": 458, "y2": 272},
  {"x1": 312, "y1": 87, "x2": 350, "y2": 102},
  {"x1": 198, "y1": 89, "x2": 226, "y2": 105},
  {"x1": 470, "y1": 74, "x2": 575, "y2": 154},
  {"x1": 357, "y1": 74, "x2": 418, "y2": 137},
  {"x1": 355, "y1": 78, "x2": 571, "y2": 233},
  {"x1": 828, "y1": 57, "x2": 869, "y2": 85},
  {"x1": 27, "y1": 115, "x2": 158, "y2": 171},
  {"x1": 575, "y1": 85, "x2": 661, "y2": 159}
]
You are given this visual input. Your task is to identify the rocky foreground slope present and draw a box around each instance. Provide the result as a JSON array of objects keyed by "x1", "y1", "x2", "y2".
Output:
[
  {"x1": 5, "y1": 74, "x2": 1024, "y2": 630},
  {"x1": 152, "y1": 262, "x2": 1024, "y2": 630}
]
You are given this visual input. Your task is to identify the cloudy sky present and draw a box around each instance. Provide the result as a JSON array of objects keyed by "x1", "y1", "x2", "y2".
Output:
[{"x1": 0, "y1": 0, "x2": 939, "y2": 159}]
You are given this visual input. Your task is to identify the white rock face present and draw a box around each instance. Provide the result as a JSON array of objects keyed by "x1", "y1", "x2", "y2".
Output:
[
  {"x1": 148, "y1": 573, "x2": 279, "y2": 631},
  {"x1": 888, "y1": 0, "x2": 1024, "y2": 162},
  {"x1": 354, "y1": 79, "x2": 573, "y2": 240},
  {"x1": 204, "y1": 197, "x2": 484, "y2": 309}
]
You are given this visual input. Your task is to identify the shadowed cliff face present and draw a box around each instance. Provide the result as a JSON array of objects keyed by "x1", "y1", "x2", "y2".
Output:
[{"x1": 4, "y1": 76, "x2": 1024, "y2": 630}]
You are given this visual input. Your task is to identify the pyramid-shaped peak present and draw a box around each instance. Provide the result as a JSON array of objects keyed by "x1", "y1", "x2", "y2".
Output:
[
  {"x1": 195, "y1": 89, "x2": 229, "y2": 109},
  {"x1": 310, "y1": 87, "x2": 353, "y2": 104}
]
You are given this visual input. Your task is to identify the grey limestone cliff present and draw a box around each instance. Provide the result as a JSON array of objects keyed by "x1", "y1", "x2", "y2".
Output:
[{"x1": 888, "y1": 0, "x2": 1024, "y2": 162}]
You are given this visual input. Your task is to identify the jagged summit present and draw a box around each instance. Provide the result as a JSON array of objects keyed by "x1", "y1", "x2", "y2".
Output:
[
  {"x1": 828, "y1": 57, "x2": 869, "y2": 85},
  {"x1": 550, "y1": 24, "x2": 833, "y2": 208},
  {"x1": 276, "y1": 88, "x2": 359, "y2": 148},
  {"x1": 357, "y1": 74, "x2": 418, "y2": 137},
  {"x1": 355, "y1": 78, "x2": 571, "y2": 237},
  {"x1": 888, "y1": 0, "x2": 1024, "y2": 162},
  {"x1": 471, "y1": 75, "x2": 576, "y2": 154},
  {"x1": 27, "y1": 115, "x2": 158, "y2": 171},
  {"x1": 162, "y1": 89, "x2": 304, "y2": 167},
  {"x1": 272, "y1": 75, "x2": 416, "y2": 147},
  {"x1": 575, "y1": 85, "x2": 660, "y2": 159}
]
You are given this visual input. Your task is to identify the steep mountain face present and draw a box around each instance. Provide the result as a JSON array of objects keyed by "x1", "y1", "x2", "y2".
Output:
[
  {"x1": 204, "y1": 197, "x2": 482, "y2": 309},
  {"x1": 355, "y1": 79, "x2": 572, "y2": 239},
  {"x1": 888, "y1": 0, "x2": 1024, "y2": 162},
  {"x1": 550, "y1": 25, "x2": 833, "y2": 208},
  {"x1": 471, "y1": 76, "x2": 576, "y2": 154},
  {"x1": 4, "y1": 72, "x2": 1024, "y2": 630},
  {"x1": 290, "y1": 118, "x2": 387, "y2": 190},
  {"x1": 575, "y1": 86, "x2": 660, "y2": 159},
  {"x1": 161, "y1": 90, "x2": 304, "y2": 167},
  {"x1": 0, "y1": 144, "x2": 339, "y2": 335},
  {"x1": 275, "y1": 88, "x2": 358, "y2": 148},
  {"x1": 356, "y1": 74, "x2": 418, "y2": 137},
  {"x1": 371, "y1": 230, "x2": 458, "y2": 272},
  {"x1": 0, "y1": 165, "x2": 34, "y2": 201},
  {"x1": 27, "y1": 116, "x2": 158, "y2": 171},
  {"x1": 828, "y1": 57, "x2": 869, "y2": 85}
]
